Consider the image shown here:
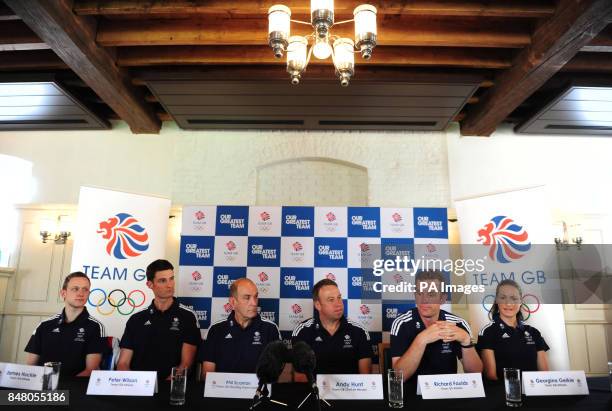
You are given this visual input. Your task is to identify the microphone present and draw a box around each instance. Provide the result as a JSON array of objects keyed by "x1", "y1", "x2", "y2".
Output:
[
  {"x1": 291, "y1": 341, "x2": 316, "y2": 383},
  {"x1": 251, "y1": 341, "x2": 289, "y2": 410},
  {"x1": 256, "y1": 340, "x2": 289, "y2": 384},
  {"x1": 292, "y1": 341, "x2": 325, "y2": 411}
]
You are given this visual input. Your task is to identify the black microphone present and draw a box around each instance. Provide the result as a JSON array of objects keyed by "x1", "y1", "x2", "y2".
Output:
[
  {"x1": 251, "y1": 341, "x2": 289, "y2": 410},
  {"x1": 291, "y1": 340, "x2": 316, "y2": 382},
  {"x1": 291, "y1": 341, "x2": 322, "y2": 411},
  {"x1": 256, "y1": 340, "x2": 289, "y2": 384}
]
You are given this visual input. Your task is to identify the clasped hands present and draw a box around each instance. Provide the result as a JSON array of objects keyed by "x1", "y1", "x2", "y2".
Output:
[{"x1": 417, "y1": 321, "x2": 471, "y2": 346}]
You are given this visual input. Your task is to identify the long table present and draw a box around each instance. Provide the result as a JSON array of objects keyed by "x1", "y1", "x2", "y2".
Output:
[{"x1": 1, "y1": 377, "x2": 610, "y2": 410}]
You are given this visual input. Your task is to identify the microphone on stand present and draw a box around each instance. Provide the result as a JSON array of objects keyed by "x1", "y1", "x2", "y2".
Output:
[
  {"x1": 292, "y1": 341, "x2": 330, "y2": 410},
  {"x1": 292, "y1": 340, "x2": 317, "y2": 386},
  {"x1": 250, "y1": 341, "x2": 290, "y2": 410}
]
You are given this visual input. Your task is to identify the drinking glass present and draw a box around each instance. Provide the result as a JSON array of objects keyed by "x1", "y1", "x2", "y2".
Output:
[
  {"x1": 169, "y1": 366, "x2": 187, "y2": 406},
  {"x1": 43, "y1": 362, "x2": 61, "y2": 391},
  {"x1": 387, "y1": 369, "x2": 403, "y2": 408},
  {"x1": 503, "y1": 368, "x2": 522, "y2": 407}
]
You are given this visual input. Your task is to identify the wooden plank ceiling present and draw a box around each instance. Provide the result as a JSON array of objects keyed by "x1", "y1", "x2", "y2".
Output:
[
  {"x1": 516, "y1": 84, "x2": 612, "y2": 135},
  {"x1": 0, "y1": 0, "x2": 609, "y2": 135},
  {"x1": 0, "y1": 74, "x2": 109, "y2": 129},
  {"x1": 147, "y1": 79, "x2": 481, "y2": 131}
]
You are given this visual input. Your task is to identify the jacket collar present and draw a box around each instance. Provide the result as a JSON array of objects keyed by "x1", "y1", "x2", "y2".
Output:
[
  {"x1": 58, "y1": 306, "x2": 89, "y2": 325},
  {"x1": 227, "y1": 310, "x2": 261, "y2": 331},
  {"x1": 313, "y1": 310, "x2": 348, "y2": 335},
  {"x1": 148, "y1": 297, "x2": 179, "y2": 315},
  {"x1": 494, "y1": 313, "x2": 525, "y2": 330}
]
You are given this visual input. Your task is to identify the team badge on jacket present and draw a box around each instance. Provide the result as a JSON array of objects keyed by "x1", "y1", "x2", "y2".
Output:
[{"x1": 170, "y1": 317, "x2": 181, "y2": 331}]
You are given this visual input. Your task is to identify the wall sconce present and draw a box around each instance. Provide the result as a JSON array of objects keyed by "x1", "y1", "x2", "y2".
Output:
[
  {"x1": 554, "y1": 221, "x2": 582, "y2": 250},
  {"x1": 39, "y1": 215, "x2": 72, "y2": 244}
]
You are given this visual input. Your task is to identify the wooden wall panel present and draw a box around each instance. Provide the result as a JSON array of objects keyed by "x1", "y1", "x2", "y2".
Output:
[
  {"x1": 565, "y1": 323, "x2": 590, "y2": 371},
  {"x1": 12, "y1": 222, "x2": 53, "y2": 302},
  {"x1": 0, "y1": 314, "x2": 21, "y2": 362}
]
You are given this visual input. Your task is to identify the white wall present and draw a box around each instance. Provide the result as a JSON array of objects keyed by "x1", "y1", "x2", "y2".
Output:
[
  {"x1": 446, "y1": 123, "x2": 612, "y2": 215},
  {"x1": 0, "y1": 121, "x2": 450, "y2": 207},
  {"x1": 0, "y1": 122, "x2": 174, "y2": 205}
]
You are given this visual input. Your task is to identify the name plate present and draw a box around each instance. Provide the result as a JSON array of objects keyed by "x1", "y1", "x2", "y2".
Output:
[
  {"x1": 317, "y1": 374, "x2": 383, "y2": 400},
  {"x1": 86, "y1": 370, "x2": 157, "y2": 396},
  {"x1": 0, "y1": 363, "x2": 45, "y2": 390},
  {"x1": 204, "y1": 372, "x2": 266, "y2": 399},
  {"x1": 417, "y1": 373, "x2": 485, "y2": 399},
  {"x1": 522, "y1": 371, "x2": 589, "y2": 396}
]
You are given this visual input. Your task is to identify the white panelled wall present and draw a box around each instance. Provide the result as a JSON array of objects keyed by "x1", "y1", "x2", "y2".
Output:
[{"x1": 0, "y1": 121, "x2": 610, "y2": 374}]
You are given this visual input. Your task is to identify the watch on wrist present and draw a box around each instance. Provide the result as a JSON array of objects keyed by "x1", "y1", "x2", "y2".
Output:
[{"x1": 461, "y1": 341, "x2": 475, "y2": 348}]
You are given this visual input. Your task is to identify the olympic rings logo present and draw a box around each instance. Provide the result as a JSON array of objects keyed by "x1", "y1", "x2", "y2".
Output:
[
  {"x1": 87, "y1": 288, "x2": 147, "y2": 316},
  {"x1": 481, "y1": 293, "x2": 540, "y2": 321}
]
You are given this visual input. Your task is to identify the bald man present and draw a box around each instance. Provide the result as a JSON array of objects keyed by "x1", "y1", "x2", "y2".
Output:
[{"x1": 199, "y1": 278, "x2": 281, "y2": 379}]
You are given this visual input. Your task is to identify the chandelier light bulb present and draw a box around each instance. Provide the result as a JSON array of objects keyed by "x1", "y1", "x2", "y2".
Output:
[{"x1": 312, "y1": 37, "x2": 332, "y2": 59}]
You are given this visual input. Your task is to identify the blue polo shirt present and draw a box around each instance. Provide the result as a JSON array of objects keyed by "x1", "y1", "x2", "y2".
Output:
[
  {"x1": 119, "y1": 298, "x2": 201, "y2": 379},
  {"x1": 24, "y1": 307, "x2": 107, "y2": 377},
  {"x1": 199, "y1": 311, "x2": 281, "y2": 373},
  {"x1": 477, "y1": 315, "x2": 549, "y2": 379},
  {"x1": 390, "y1": 308, "x2": 472, "y2": 391},
  {"x1": 291, "y1": 313, "x2": 373, "y2": 374}
]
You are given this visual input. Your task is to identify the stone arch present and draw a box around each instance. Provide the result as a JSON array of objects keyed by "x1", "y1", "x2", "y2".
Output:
[{"x1": 256, "y1": 156, "x2": 368, "y2": 206}]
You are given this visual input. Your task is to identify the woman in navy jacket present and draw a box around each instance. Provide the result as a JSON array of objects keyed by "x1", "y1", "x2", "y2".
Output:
[{"x1": 477, "y1": 279, "x2": 550, "y2": 380}]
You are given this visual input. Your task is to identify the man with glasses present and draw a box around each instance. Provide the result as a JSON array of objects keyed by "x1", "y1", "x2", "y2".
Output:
[
  {"x1": 390, "y1": 270, "x2": 482, "y2": 393},
  {"x1": 25, "y1": 271, "x2": 107, "y2": 377}
]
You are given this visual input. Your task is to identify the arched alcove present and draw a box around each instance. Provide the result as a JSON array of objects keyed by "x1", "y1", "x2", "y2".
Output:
[{"x1": 256, "y1": 157, "x2": 368, "y2": 206}]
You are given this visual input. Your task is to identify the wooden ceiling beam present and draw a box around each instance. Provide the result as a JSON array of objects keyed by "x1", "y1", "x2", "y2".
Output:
[
  {"x1": 74, "y1": 0, "x2": 556, "y2": 18},
  {"x1": 107, "y1": 110, "x2": 171, "y2": 121},
  {"x1": 97, "y1": 16, "x2": 531, "y2": 48},
  {"x1": 4, "y1": 0, "x2": 160, "y2": 133},
  {"x1": 460, "y1": 0, "x2": 612, "y2": 136},
  {"x1": 117, "y1": 45, "x2": 511, "y2": 69},
  {"x1": 0, "y1": 20, "x2": 49, "y2": 51}
]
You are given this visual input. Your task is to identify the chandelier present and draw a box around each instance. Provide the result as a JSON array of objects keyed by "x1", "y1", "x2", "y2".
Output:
[{"x1": 268, "y1": 1, "x2": 377, "y2": 86}]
